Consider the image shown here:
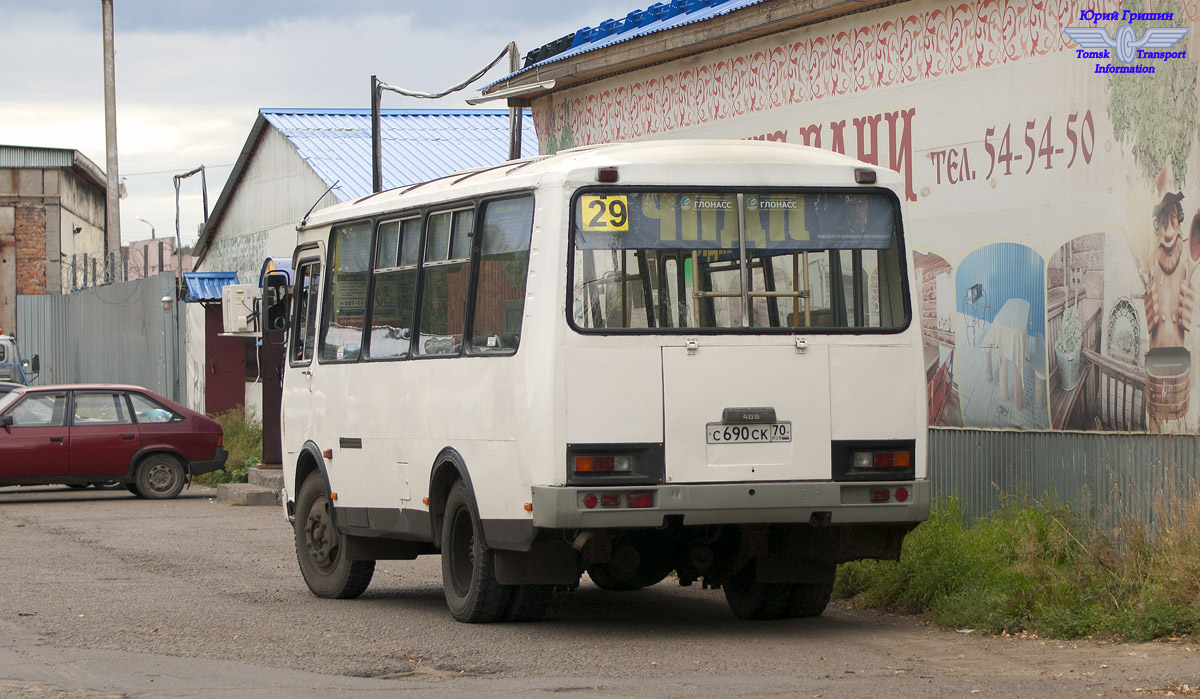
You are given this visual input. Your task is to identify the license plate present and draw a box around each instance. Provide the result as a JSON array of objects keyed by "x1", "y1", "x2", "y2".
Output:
[{"x1": 706, "y1": 422, "x2": 791, "y2": 444}]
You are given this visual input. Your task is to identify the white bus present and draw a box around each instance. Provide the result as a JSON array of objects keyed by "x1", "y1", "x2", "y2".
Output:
[{"x1": 281, "y1": 140, "x2": 929, "y2": 623}]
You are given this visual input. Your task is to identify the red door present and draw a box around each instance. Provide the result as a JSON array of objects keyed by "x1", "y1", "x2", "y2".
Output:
[
  {"x1": 0, "y1": 391, "x2": 70, "y2": 477},
  {"x1": 68, "y1": 391, "x2": 142, "y2": 477},
  {"x1": 205, "y1": 304, "x2": 245, "y2": 416}
]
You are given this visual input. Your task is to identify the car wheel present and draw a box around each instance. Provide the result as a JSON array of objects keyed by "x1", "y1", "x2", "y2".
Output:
[
  {"x1": 723, "y1": 561, "x2": 791, "y2": 620},
  {"x1": 134, "y1": 454, "x2": 186, "y2": 500},
  {"x1": 441, "y1": 480, "x2": 510, "y2": 623},
  {"x1": 294, "y1": 475, "x2": 374, "y2": 599}
]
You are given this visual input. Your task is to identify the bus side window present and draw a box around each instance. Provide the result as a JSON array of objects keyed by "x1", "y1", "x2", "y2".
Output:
[
  {"x1": 319, "y1": 222, "x2": 372, "y2": 363},
  {"x1": 367, "y1": 218, "x2": 420, "y2": 360},
  {"x1": 291, "y1": 260, "x2": 321, "y2": 364},
  {"x1": 415, "y1": 209, "x2": 473, "y2": 357},
  {"x1": 469, "y1": 196, "x2": 534, "y2": 353}
]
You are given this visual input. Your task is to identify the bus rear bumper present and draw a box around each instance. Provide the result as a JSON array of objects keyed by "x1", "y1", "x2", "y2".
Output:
[{"x1": 529, "y1": 479, "x2": 931, "y2": 530}]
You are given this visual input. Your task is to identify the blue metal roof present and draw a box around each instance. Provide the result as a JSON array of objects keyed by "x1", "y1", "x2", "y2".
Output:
[
  {"x1": 183, "y1": 272, "x2": 239, "y2": 303},
  {"x1": 261, "y1": 108, "x2": 538, "y2": 202},
  {"x1": 493, "y1": 0, "x2": 767, "y2": 86}
]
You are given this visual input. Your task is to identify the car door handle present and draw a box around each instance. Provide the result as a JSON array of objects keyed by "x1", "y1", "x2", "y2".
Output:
[
  {"x1": 122, "y1": 434, "x2": 136, "y2": 440},
  {"x1": 50, "y1": 436, "x2": 64, "y2": 442}
]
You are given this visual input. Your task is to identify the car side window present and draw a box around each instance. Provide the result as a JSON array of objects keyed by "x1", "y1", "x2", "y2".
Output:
[
  {"x1": 73, "y1": 392, "x2": 133, "y2": 425},
  {"x1": 9, "y1": 392, "x2": 67, "y2": 427},
  {"x1": 129, "y1": 392, "x2": 178, "y2": 423}
]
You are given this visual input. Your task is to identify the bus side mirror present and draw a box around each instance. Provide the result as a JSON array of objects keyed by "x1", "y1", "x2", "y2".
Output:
[{"x1": 263, "y1": 273, "x2": 291, "y2": 335}]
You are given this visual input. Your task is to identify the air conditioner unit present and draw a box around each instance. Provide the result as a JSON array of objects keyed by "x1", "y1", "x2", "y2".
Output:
[{"x1": 221, "y1": 284, "x2": 260, "y2": 334}]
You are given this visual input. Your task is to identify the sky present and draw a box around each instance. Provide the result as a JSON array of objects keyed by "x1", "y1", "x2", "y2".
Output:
[{"x1": 0, "y1": 0, "x2": 641, "y2": 249}]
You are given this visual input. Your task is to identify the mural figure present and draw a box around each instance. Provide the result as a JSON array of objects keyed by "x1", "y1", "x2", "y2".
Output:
[{"x1": 1141, "y1": 178, "x2": 1197, "y2": 428}]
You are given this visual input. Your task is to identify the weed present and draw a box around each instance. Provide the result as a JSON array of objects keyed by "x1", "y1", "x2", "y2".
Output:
[
  {"x1": 835, "y1": 493, "x2": 1200, "y2": 641},
  {"x1": 193, "y1": 408, "x2": 262, "y2": 486}
]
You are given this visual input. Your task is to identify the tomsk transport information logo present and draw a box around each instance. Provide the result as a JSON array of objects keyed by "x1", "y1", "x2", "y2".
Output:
[{"x1": 1064, "y1": 9, "x2": 1189, "y2": 74}]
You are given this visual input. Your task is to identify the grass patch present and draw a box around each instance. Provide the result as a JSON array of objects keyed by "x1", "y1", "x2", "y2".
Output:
[
  {"x1": 193, "y1": 408, "x2": 262, "y2": 486},
  {"x1": 835, "y1": 495, "x2": 1200, "y2": 641}
]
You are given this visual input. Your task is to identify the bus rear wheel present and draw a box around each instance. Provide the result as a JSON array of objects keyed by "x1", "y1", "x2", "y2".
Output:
[
  {"x1": 723, "y1": 561, "x2": 791, "y2": 620},
  {"x1": 294, "y1": 475, "x2": 374, "y2": 599},
  {"x1": 441, "y1": 480, "x2": 511, "y2": 623}
]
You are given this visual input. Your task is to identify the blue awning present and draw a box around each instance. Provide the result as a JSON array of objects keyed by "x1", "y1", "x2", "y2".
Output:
[{"x1": 183, "y1": 271, "x2": 239, "y2": 302}]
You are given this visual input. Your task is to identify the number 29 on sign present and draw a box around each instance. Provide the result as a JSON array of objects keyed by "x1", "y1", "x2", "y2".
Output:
[{"x1": 581, "y1": 195, "x2": 629, "y2": 231}]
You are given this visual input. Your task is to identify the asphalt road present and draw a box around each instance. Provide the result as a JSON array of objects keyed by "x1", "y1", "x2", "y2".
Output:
[{"x1": 1, "y1": 484, "x2": 1197, "y2": 698}]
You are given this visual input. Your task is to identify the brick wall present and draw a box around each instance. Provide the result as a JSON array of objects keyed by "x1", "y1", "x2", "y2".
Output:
[{"x1": 15, "y1": 203, "x2": 46, "y2": 295}]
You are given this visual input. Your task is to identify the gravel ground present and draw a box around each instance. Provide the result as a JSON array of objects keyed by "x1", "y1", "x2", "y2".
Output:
[{"x1": 1, "y1": 484, "x2": 1198, "y2": 698}]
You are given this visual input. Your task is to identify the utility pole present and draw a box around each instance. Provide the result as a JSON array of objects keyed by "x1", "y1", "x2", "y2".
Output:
[
  {"x1": 371, "y1": 75, "x2": 382, "y2": 193},
  {"x1": 101, "y1": 0, "x2": 121, "y2": 280},
  {"x1": 507, "y1": 42, "x2": 523, "y2": 161}
]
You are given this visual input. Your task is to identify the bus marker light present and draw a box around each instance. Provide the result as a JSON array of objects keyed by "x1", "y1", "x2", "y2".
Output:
[
  {"x1": 583, "y1": 494, "x2": 598, "y2": 509},
  {"x1": 330, "y1": 492, "x2": 338, "y2": 501},
  {"x1": 597, "y1": 167, "x2": 619, "y2": 183},
  {"x1": 600, "y1": 494, "x2": 620, "y2": 507},
  {"x1": 323, "y1": 449, "x2": 333, "y2": 459},
  {"x1": 422, "y1": 497, "x2": 430, "y2": 505},
  {"x1": 575, "y1": 456, "x2": 594, "y2": 472},
  {"x1": 854, "y1": 168, "x2": 877, "y2": 184},
  {"x1": 627, "y1": 493, "x2": 653, "y2": 508},
  {"x1": 894, "y1": 487, "x2": 910, "y2": 502},
  {"x1": 870, "y1": 489, "x2": 890, "y2": 503},
  {"x1": 524, "y1": 502, "x2": 533, "y2": 511},
  {"x1": 892, "y1": 451, "x2": 911, "y2": 467}
]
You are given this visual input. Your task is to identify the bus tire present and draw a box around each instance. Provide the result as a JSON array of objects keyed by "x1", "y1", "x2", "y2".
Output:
[
  {"x1": 787, "y1": 582, "x2": 833, "y2": 618},
  {"x1": 504, "y1": 585, "x2": 552, "y2": 622},
  {"x1": 294, "y1": 475, "x2": 374, "y2": 599},
  {"x1": 723, "y1": 561, "x2": 790, "y2": 620},
  {"x1": 441, "y1": 480, "x2": 511, "y2": 623}
]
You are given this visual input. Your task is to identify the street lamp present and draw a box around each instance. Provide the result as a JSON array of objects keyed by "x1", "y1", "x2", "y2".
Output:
[{"x1": 135, "y1": 217, "x2": 155, "y2": 239}]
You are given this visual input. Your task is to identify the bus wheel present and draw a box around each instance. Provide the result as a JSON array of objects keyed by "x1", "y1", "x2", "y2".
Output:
[
  {"x1": 441, "y1": 480, "x2": 511, "y2": 623},
  {"x1": 787, "y1": 582, "x2": 834, "y2": 618},
  {"x1": 586, "y1": 556, "x2": 673, "y2": 591},
  {"x1": 294, "y1": 475, "x2": 374, "y2": 599},
  {"x1": 723, "y1": 561, "x2": 790, "y2": 620},
  {"x1": 504, "y1": 585, "x2": 552, "y2": 622}
]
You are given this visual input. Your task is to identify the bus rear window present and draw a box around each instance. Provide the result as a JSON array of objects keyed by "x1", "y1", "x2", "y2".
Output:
[{"x1": 570, "y1": 190, "x2": 908, "y2": 332}]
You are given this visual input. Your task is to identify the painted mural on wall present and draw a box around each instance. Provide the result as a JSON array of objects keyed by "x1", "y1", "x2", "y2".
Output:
[{"x1": 532, "y1": 0, "x2": 1200, "y2": 434}]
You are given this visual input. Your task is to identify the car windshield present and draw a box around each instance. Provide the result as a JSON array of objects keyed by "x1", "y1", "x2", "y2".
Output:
[{"x1": 570, "y1": 189, "x2": 909, "y2": 332}]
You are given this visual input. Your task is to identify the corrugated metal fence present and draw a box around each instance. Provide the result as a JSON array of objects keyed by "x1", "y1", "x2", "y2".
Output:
[
  {"x1": 930, "y1": 427, "x2": 1200, "y2": 527},
  {"x1": 16, "y1": 274, "x2": 185, "y2": 403}
]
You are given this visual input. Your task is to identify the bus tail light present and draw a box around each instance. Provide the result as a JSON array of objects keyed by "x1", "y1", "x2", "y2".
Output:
[
  {"x1": 834, "y1": 441, "x2": 916, "y2": 482},
  {"x1": 627, "y1": 493, "x2": 653, "y2": 508},
  {"x1": 568, "y1": 444, "x2": 664, "y2": 485}
]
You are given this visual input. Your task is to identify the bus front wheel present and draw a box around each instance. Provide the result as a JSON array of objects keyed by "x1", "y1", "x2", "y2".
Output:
[
  {"x1": 441, "y1": 480, "x2": 511, "y2": 622},
  {"x1": 294, "y1": 475, "x2": 374, "y2": 599}
]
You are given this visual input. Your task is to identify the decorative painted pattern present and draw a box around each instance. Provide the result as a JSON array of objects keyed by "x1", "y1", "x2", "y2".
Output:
[{"x1": 534, "y1": 0, "x2": 1134, "y2": 150}]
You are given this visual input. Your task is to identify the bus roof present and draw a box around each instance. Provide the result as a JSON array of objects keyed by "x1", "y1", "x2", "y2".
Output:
[{"x1": 297, "y1": 139, "x2": 898, "y2": 235}]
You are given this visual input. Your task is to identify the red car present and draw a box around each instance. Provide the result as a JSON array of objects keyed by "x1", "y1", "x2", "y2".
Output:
[{"x1": 0, "y1": 384, "x2": 227, "y2": 499}]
